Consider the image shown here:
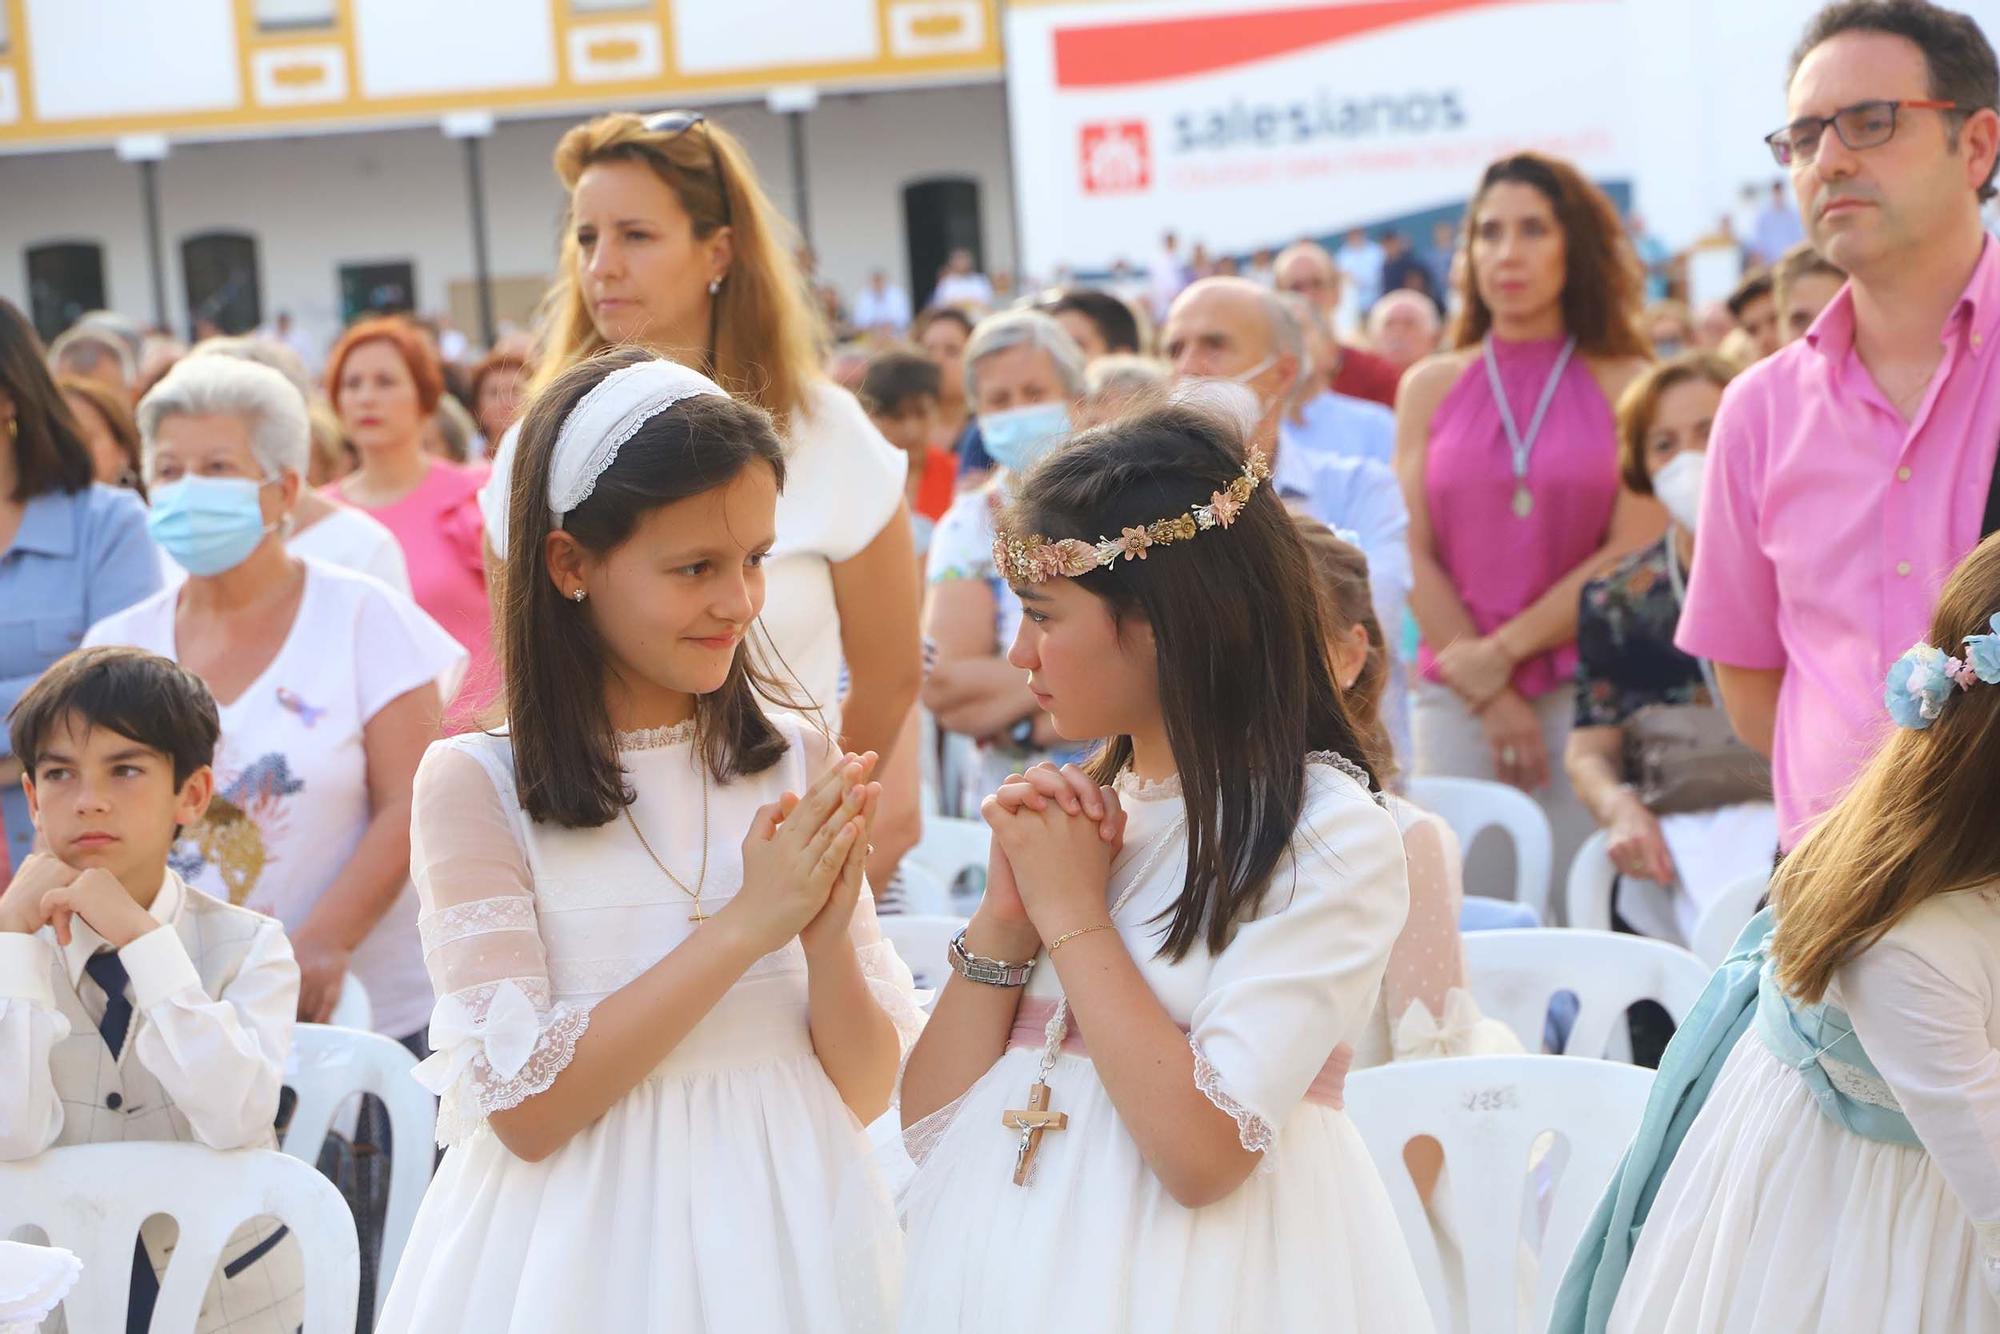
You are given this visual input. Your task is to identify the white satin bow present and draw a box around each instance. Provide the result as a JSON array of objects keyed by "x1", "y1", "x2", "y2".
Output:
[{"x1": 412, "y1": 979, "x2": 544, "y2": 1095}]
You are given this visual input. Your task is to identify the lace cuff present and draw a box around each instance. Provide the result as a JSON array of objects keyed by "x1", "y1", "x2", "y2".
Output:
[
  {"x1": 1190, "y1": 1035, "x2": 1275, "y2": 1154},
  {"x1": 900, "y1": 1092, "x2": 966, "y2": 1170},
  {"x1": 1390, "y1": 987, "x2": 1524, "y2": 1063},
  {"x1": 413, "y1": 979, "x2": 592, "y2": 1148}
]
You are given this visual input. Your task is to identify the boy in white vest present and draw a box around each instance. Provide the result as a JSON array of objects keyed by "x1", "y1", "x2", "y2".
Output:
[{"x1": 0, "y1": 645, "x2": 305, "y2": 1333}]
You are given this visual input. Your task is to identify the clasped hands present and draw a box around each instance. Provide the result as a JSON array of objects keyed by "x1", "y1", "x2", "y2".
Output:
[
  {"x1": 733, "y1": 750, "x2": 883, "y2": 959},
  {"x1": 976, "y1": 762, "x2": 1131, "y2": 950},
  {"x1": 1435, "y1": 634, "x2": 1549, "y2": 792}
]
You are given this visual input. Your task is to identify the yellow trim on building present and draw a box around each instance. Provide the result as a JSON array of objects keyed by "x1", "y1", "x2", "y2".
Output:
[{"x1": 0, "y1": 0, "x2": 1001, "y2": 150}]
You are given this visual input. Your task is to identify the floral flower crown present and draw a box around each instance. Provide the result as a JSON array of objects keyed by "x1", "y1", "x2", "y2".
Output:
[
  {"x1": 992, "y1": 448, "x2": 1274, "y2": 584},
  {"x1": 1884, "y1": 614, "x2": 2000, "y2": 729}
]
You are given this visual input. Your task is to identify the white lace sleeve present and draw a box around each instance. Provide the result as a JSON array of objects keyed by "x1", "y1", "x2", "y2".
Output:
[
  {"x1": 1188, "y1": 764, "x2": 1409, "y2": 1154},
  {"x1": 406, "y1": 741, "x2": 591, "y2": 1149}
]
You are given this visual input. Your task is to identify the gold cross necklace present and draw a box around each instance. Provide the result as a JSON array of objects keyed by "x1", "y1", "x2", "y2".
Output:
[{"x1": 621, "y1": 741, "x2": 711, "y2": 923}]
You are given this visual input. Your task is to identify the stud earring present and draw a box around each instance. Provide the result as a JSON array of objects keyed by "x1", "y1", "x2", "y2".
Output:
[
  {"x1": 708, "y1": 276, "x2": 722, "y2": 296},
  {"x1": 571, "y1": 588, "x2": 587, "y2": 603}
]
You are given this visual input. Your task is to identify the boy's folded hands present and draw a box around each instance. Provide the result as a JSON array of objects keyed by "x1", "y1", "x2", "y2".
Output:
[{"x1": 0, "y1": 852, "x2": 159, "y2": 949}]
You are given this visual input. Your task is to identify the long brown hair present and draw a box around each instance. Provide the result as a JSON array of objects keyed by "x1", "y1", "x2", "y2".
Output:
[
  {"x1": 1296, "y1": 519, "x2": 1395, "y2": 785},
  {"x1": 500, "y1": 347, "x2": 791, "y2": 828},
  {"x1": 0, "y1": 299, "x2": 93, "y2": 501},
  {"x1": 531, "y1": 113, "x2": 823, "y2": 432},
  {"x1": 1004, "y1": 404, "x2": 1379, "y2": 961},
  {"x1": 1772, "y1": 532, "x2": 2000, "y2": 1002},
  {"x1": 1448, "y1": 152, "x2": 1650, "y2": 360}
]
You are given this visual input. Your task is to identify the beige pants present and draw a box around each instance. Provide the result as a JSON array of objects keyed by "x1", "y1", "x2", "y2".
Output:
[{"x1": 1412, "y1": 680, "x2": 1593, "y2": 921}]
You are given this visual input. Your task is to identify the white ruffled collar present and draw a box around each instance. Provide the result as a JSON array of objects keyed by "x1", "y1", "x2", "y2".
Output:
[{"x1": 615, "y1": 719, "x2": 698, "y2": 752}]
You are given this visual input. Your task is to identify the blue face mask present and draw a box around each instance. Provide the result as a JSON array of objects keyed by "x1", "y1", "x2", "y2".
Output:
[
  {"x1": 979, "y1": 401, "x2": 1072, "y2": 474},
  {"x1": 146, "y1": 476, "x2": 279, "y2": 576}
]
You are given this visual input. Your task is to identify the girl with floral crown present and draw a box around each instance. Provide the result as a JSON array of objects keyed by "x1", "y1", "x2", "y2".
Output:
[
  {"x1": 1555, "y1": 531, "x2": 2000, "y2": 1333},
  {"x1": 896, "y1": 403, "x2": 1432, "y2": 1331}
]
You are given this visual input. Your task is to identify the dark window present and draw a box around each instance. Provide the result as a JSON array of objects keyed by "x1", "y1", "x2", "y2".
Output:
[
  {"x1": 181, "y1": 231, "x2": 262, "y2": 338},
  {"x1": 338, "y1": 261, "x2": 417, "y2": 323},
  {"x1": 24, "y1": 242, "x2": 107, "y2": 342},
  {"x1": 903, "y1": 178, "x2": 982, "y2": 311}
]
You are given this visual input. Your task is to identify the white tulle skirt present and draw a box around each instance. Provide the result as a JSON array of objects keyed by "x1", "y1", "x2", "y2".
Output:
[
  {"x1": 1611, "y1": 1035, "x2": 1999, "y2": 1333},
  {"x1": 898, "y1": 1045, "x2": 1434, "y2": 1333},
  {"x1": 377, "y1": 1012, "x2": 901, "y2": 1334}
]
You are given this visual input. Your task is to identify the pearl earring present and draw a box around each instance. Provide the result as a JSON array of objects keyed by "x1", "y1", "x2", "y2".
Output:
[
  {"x1": 571, "y1": 589, "x2": 586, "y2": 603},
  {"x1": 708, "y1": 276, "x2": 722, "y2": 296}
]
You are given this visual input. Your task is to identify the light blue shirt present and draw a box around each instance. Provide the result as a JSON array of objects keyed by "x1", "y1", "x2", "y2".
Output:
[
  {"x1": 1280, "y1": 389, "x2": 1396, "y2": 468},
  {"x1": 1271, "y1": 443, "x2": 1414, "y2": 768},
  {"x1": 1, "y1": 484, "x2": 162, "y2": 866}
]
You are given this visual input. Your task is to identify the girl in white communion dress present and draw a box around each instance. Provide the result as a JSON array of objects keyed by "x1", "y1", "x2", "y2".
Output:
[
  {"x1": 376, "y1": 350, "x2": 924, "y2": 1334},
  {"x1": 897, "y1": 403, "x2": 1434, "y2": 1333}
]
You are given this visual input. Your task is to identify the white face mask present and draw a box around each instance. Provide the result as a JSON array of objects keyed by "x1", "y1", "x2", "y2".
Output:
[{"x1": 1652, "y1": 450, "x2": 1705, "y2": 533}]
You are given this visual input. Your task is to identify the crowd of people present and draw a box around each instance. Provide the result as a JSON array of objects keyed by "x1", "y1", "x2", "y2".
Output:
[{"x1": 0, "y1": 0, "x2": 1998, "y2": 1330}]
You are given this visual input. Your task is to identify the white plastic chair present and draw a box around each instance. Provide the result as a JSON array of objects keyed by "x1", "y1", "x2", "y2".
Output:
[
  {"x1": 1690, "y1": 871, "x2": 1769, "y2": 967},
  {"x1": 880, "y1": 914, "x2": 967, "y2": 999},
  {"x1": 325, "y1": 973, "x2": 372, "y2": 1031},
  {"x1": 1408, "y1": 776, "x2": 1554, "y2": 921},
  {"x1": 0, "y1": 1141, "x2": 358, "y2": 1334},
  {"x1": 1463, "y1": 929, "x2": 1710, "y2": 1060},
  {"x1": 1345, "y1": 1055, "x2": 1654, "y2": 1334},
  {"x1": 1563, "y1": 830, "x2": 1617, "y2": 934},
  {"x1": 898, "y1": 815, "x2": 991, "y2": 916},
  {"x1": 281, "y1": 1024, "x2": 435, "y2": 1322}
]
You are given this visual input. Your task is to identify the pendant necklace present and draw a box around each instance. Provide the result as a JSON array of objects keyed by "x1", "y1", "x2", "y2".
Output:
[{"x1": 1482, "y1": 333, "x2": 1577, "y2": 520}]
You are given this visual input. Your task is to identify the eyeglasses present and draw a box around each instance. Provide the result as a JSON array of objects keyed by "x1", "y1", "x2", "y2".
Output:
[
  {"x1": 1764, "y1": 98, "x2": 1960, "y2": 168},
  {"x1": 642, "y1": 110, "x2": 733, "y2": 227}
]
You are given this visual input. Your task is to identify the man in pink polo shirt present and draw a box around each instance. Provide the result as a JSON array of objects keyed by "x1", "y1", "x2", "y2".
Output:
[{"x1": 1678, "y1": 0, "x2": 2000, "y2": 851}]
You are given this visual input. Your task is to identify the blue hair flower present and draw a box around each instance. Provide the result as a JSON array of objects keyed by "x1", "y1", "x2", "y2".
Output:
[
  {"x1": 1885, "y1": 642, "x2": 1955, "y2": 730},
  {"x1": 1965, "y1": 613, "x2": 2000, "y2": 685}
]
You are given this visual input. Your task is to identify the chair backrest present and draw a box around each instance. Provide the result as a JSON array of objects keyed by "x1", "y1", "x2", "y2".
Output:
[
  {"x1": 880, "y1": 914, "x2": 968, "y2": 998},
  {"x1": 0, "y1": 1142, "x2": 358, "y2": 1334},
  {"x1": 1345, "y1": 1055, "x2": 1654, "y2": 1334},
  {"x1": 897, "y1": 816, "x2": 991, "y2": 917},
  {"x1": 1408, "y1": 776, "x2": 1554, "y2": 920},
  {"x1": 1562, "y1": 829, "x2": 1617, "y2": 934},
  {"x1": 1463, "y1": 929, "x2": 1710, "y2": 1060},
  {"x1": 281, "y1": 1024, "x2": 435, "y2": 1323},
  {"x1": 1690, "y1": 871, "x2": 1769, "y2": 967},
  {"x1": 325, "y1": 973, "x2": 372, "y2": 1031}
]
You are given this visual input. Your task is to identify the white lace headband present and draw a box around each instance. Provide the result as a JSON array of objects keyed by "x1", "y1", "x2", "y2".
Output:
[{"x1": 548, "y1": 359, "x2": 729, "y2": 527}]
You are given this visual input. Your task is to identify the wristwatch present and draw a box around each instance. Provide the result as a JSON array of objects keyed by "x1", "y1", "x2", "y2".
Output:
[{"x1": 948, "y1": 927, "x2": 1036, "y2": 987}]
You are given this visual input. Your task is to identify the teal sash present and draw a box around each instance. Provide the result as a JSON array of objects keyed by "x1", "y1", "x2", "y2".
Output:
[{"x1": 1548, "y1": 908, "x2": 1917, "y2": 1333}]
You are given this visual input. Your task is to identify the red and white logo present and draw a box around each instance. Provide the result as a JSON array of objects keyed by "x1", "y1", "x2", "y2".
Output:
[{"x1": 1079, "y1": 121, "x2": 1151, "y2": 195}]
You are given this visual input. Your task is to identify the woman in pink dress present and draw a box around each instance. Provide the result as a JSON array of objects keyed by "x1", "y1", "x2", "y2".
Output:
[
  {"x1": 1392, "y1": 153, "x2": 1662, "y2": 881},
  {"x1": 325, "y1": 316, "x2": 497, "y2": 726}
]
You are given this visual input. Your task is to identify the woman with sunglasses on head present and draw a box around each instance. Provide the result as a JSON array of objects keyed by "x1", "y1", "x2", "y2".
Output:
[{"x1": 482, "y1": 111, "x2": 922, "y2": 769}]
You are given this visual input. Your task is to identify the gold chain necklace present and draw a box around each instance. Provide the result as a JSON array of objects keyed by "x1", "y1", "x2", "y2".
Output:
[{"x1": 620, "y1": 739, "x2": 711, "y2": 923}]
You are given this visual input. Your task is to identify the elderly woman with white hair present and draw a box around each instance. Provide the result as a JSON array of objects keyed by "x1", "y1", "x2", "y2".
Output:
[
  {"x1": 84, "y1": 354, "x2": 464, "y2": 1047},
  {"x1": 922, "y1": 308, "x2": 1093, "y2": 806}
]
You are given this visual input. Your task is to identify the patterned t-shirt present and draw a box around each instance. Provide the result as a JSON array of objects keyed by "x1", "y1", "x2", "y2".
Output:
[{"x1": 1573, "y1": 536, "x2": 1709, "y2": 729}]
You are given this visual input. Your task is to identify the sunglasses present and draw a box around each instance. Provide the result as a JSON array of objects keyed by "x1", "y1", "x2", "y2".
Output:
[
  {"x1": 1764, "y1": 98, "x2": 1960, "y2": 168},
  {"x1": 642, "y1": 110, "x2": 733, "y2": 228}
]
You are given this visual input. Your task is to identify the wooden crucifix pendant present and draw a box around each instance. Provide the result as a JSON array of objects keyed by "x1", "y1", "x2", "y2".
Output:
[{"x1": 1001, "y1": 1081, "x2": 1068, "y2": 1186}]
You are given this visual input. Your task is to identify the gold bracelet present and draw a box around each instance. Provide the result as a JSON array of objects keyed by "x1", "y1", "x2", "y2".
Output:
[{"x1": 1048, "y1": 923, "x2": 1116, "y2": 953}]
